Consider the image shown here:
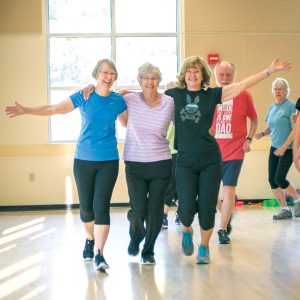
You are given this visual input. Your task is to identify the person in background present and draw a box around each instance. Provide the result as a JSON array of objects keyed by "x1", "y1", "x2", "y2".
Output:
[
  {"x1": 165, "y1": 56, "x2": 291, "y2": 264},
  {"x1": 5, "y1": 59, "x2": 127, "y2": 272},
  {"x1": 162, "y1": 81, "x2": 180, "y2": 229},
  {"x1": 292, "y1": 97, "x2": 300, "y2": 217},
  {"x1": 211, "y1": 61, "x2": 258, "y2": 244},
  {"x1": 255, "y1": 78, "x2": 300, "y2": 220}
]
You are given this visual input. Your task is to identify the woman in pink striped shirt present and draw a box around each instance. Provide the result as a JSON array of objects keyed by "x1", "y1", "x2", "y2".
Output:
[{"x1": 120, "y1": 63, "x2": 174, "y2": 265}]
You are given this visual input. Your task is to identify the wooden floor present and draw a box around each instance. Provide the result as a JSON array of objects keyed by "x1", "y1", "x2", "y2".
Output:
[{"x1": 0, "y1": 206, "x2": 300, "y2": 300}]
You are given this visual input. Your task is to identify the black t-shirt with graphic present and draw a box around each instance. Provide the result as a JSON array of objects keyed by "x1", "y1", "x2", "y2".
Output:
[{"x1": 165, "y1": 87, "x2": 222, "y2": 162}]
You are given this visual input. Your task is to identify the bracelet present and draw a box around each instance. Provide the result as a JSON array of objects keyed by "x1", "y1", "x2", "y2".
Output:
[
  {"x1": 246, "y1": 137, "x2": 252, "y2": 142},
  {"x1": 261, "y1": 131, "x2": 265, "y2": 137},
  {"x1": 265, "y1": 69, "x2": 270, "y2": 77}
]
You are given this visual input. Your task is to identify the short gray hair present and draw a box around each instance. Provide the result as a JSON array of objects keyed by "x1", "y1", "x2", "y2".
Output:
[
  {"x1": 92, "y1": 58, "x2": 118, "y2": 80},
  {"x1": 137, "y1": 63, "x2": 162, "y2": 85},
  {"x1": 213, "y1": 61, "x2": 236, "y2": 79},
  {"x1": 272, "y1": 77, "x2": 290, "y2": 97}
]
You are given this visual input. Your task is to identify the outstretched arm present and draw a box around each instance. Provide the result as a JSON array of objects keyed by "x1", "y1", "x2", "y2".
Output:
[
  {"x1": 221, "y1": 59, "x2": 291, "y2": 102},
  {"x1": 293, "y1": 115, "x2": 300, "y2": 172},
  {"x1": 5, "y1": 98, "x2": 75, "y2": 118}
]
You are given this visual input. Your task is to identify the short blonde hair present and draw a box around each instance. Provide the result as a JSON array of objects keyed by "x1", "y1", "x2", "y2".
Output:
[
  {"x1": 92, "y1": 58, "x2": 118, "y2": 80},
  {"x1": 177, "y1": 56, "x2": 211, "y2": 89}
]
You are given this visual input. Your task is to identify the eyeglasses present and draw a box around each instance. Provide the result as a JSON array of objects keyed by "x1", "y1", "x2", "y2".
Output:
[
  {"x1": 141, "y1": 76, "x2": 159, "y2": 82},
  {"x1": 100, "y1": 71, "x2": 116, "y2": 77}
]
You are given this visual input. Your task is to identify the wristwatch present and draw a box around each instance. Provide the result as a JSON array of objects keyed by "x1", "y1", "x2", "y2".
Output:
[{"x1": 246, "y1": 137, "x2": 252, "y2": 142}]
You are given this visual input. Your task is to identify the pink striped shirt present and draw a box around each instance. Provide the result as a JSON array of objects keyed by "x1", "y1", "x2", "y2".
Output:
[{"x1": 123, "y1": 92, "x2": 174, "y2": 162}]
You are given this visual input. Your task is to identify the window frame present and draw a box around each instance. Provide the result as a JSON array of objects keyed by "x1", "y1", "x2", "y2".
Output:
[{"x1": 46, "y1": 0, "x2": 180, "y2": 143}]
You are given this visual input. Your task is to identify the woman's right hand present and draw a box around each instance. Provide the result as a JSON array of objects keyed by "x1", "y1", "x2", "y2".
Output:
[
  {"x1": 5, "y1": 101, "x2": 25, "y2": 118},
  {"x1": 80, "y1": 84, "x2": 95, "y2": 100}
]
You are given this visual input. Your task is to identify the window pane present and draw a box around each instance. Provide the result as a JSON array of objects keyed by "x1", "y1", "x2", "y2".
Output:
[
  {"x1": 50, "y1": 90, "x2": 81, "y2": 142},
  {"x1": 115, "y1": 0, "x2": 177, "y2": 33},
  {"x1": 49, "y1": 0, "x2": 111, "y2": 33},
  {"x1": 49, "y1": 37, "x2": 111, "y2": 87},
  {"x1": 116, "y1": 37, "x2": 178, "y2": 87}
]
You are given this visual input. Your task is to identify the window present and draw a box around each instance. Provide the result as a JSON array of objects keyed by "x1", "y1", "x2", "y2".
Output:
[{"x1": 48, "y1": 0, "x2": 179, "y2": 142}]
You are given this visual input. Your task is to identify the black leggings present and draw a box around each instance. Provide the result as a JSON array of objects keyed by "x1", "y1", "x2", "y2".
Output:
[
  {"x1": 176, "y1": 154, "x2": 222, "y2": 231},
  {"x1": 73, "y1": 159, "x2": 119, "y2": 225},
  {"x1": 125, "y1": 159, "x2": 172, "y2": 258},
  {"x1": 268, "y1": 147, "x2": 293, "y2": 189},
  {"x1": 164, "y1": 154, "x2": 178, "y2": 206}
]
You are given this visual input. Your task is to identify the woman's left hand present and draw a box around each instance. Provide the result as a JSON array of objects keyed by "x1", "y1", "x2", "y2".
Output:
[{"x1": 267, "y1": 59, "x2": 292, "y2": 75}]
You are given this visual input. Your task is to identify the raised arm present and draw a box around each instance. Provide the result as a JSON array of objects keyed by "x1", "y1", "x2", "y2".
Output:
[
  {"x1": 5, "y1": 98, "x2": 75, "y2": 118},
  {"x1": 221, "y1": 59, "x2": 291, "y2": 102},
  {"x1": 293, "y1": 115, "x2": 300, "y2": 172}
]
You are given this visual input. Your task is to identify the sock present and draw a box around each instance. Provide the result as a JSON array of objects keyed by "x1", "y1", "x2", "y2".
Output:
[{"x1": 294, "y1": 198, "x2": 300, "y2": 204}]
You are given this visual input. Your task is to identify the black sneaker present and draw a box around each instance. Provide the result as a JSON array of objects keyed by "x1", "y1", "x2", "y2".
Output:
[
  {"x1": 218, "y1": 229, "x2": 230, "y2": 244},
  {"x1": 83, "y1": 239, "x2": 94, "y2": 260},
  {"x1": 162, "y1": 214, "x2": 168, "y2": 229},
  {"x1": 94, "y1": 250, "x2": 109, "y2": 272},
  {"x1": 128, "y1": 239, "x2": 140, "y2": 256},
  {"x1": 175, "y1": 211, "x2": 181, "y2": 225},
  {"x1": 273, "y1": 208, "x2": 293, "y2": 220},
  {"x1": 140, "y1": 255, "x2": 156, "y2": 265}
]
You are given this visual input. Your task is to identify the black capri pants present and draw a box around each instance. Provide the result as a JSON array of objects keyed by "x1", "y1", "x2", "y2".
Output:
[
  {"x1": 268, "y1": 146, "x2": 293, "y2": 189},
  {"x1": 164, "y1": 153, "x2": 178, "y2": 206},
  {"x1": 73, "y1": 159, "x2": 119, "y2": 225},
  {"x1": 125, "y1": 159, "x2": 172, "y2": 258},
  {"x1": 176, "y1": 152, "x2": 222, "y2": 231}
]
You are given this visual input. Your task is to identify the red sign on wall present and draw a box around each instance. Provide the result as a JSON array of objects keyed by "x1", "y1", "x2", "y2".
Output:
[{"x1": 207, "y1": 53, "x2": 219, "y2": 65}]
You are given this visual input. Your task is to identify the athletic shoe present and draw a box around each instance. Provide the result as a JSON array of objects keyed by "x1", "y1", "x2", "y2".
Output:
[
  {"x1": 227, "y1": 215, "x2": 232, "y2": 235},
  {"x1": 273, "y1": 208, "x2": 292, "y2": 220},
  {"x1": 175, "y1": 211, "x2": 181, "y2": 225},
  {"x1": 196, "y1": 244, "x2": 210, "y2": 264},
  {"x1": 162, "y1": 214, "x2": 168, "y2": 229},
  {"x1": 128, "y1": 239, "x2": 141, "y2": 256},
  {"x1": 182, "y1": 228, "x2": 194, "y2": 256},
  {"x1": 294, "y1": 201, "x2": 300, "y2": 218},
  {"x1": 218, "y1": 229, "x2": 230, "y2": 244},
  {"x1": 140, "y1": 255, "x2": 156, "y2": 265},
  {"x1": 94, "y1": 251, "x2": 109, "y2": 271},
  {"x1": 83, "y1": 239, "x2": 94, "y2": 260}
]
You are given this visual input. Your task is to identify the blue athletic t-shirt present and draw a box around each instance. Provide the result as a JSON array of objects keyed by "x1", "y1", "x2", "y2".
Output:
[
  {"x1": 70, "y1": 91, "x2": 127, "y2": 161},
  {"x1": 265, "y1": 98, "x2": 295, "y2": 149}
]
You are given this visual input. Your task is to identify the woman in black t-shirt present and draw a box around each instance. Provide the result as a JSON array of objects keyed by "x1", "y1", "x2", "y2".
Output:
[{"x1": 165, "y1": 56, "x2": 291, "y2": 264}]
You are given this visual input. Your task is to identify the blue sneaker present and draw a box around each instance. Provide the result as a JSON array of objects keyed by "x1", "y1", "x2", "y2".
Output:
[
  {"x1": 182, "y1": 228, "x2": 194, "y2": 256},
  {"x1": 196, "y1": 244, "x2": 210, "y2": 264}
]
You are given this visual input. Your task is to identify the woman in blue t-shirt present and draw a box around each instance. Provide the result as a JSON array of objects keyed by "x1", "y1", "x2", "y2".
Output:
[
  {"x1": 5, "y1": 59, "x2": 127, "y2": 272},
  {"x1": 255, "y1": 78, "x2": 300, "y2": 221}
]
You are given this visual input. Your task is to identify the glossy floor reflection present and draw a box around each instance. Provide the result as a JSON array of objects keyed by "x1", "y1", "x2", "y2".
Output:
[{"x1": 0, "y1": 206, "x2": 300, "y2": 300}]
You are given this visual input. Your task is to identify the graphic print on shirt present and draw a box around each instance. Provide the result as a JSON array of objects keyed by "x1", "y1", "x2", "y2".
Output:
[
  {"x1": 215, "y1": 99, "x2": 233, "y2": 139},
  {"x1": 180, "y1": 94, "x2": 201, "y2": 123}
]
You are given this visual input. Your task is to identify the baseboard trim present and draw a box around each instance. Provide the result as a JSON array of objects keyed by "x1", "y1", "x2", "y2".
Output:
[{"x1": 0, "y1": 203, "x2": 130, "y2": 212}]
